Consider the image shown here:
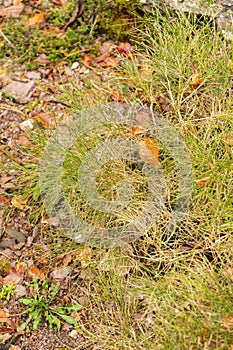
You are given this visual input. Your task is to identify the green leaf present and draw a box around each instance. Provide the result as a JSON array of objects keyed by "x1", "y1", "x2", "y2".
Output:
[
  {"x1": 19, "y1": 298, "x2": 34, "y2": 306},
  {"x1": 59, "y1": 314, "x2": 78, "y2": 326},
  {"x1": 66, "y1": 304, "x2": 82, "y2": 313},
  {"x1": 33, "y1": 317, "x2": 42, "y2": 330}
]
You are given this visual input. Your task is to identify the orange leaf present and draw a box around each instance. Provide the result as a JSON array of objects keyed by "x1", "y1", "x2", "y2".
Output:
[
  {"x1": 117, "y1": 42, "x2": 134, "y2": 57},
  {"x1": 81, "y1": 54, "x2": 91, "y2": 67},
  {"x1": 27, "y1": 13, "x2": 45, "y2": 26},
  {"x1": 194, "y1": 176, "x2": 210, "y2": 188},
  {"x1": 54, "y1": 253, "x2": 72, "y2": 267},
  {"x1": 0, "y1": 310, "x2": 16, "y2": 328},
  {"x1": 99, "y1": 56, "x2": 119, "y2": 68},
  {"x1": 3, "y1": 270, "x2": 22, "y2": 285},
  {"x1": 28, "y1": 265, "x2": 45, "y2": 280},
  {"x1": 75, "y1": 247, "x2": 92, "y2": 268},
  {"x1": 139, "y1": 138, "x2": 162, "y2": 167},
  {"x1": 0, "y1": 195, "x2": 10, "y2": 206},
  {"x1": 110, "y1": 89, "x2": 124, "y2": 102},
  {"x1": 11, "y1": 195, "x2": 27, "y2": 210},
  {"x1": 18, "y1": 135, "x2": 33, "y2": 147},
  {"x1": 35, "y1": 113, "x2": 56, "y2": 129},
  {"x1": 191, "y1": 73, "x2": 202, "y2": 88}
]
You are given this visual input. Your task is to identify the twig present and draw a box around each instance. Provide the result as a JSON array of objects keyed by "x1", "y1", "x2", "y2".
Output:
[
  {"x1": 0, "y1": 29, "x2": 16, "y2": 49},
  {"x1": 0, "y1": 104, "x2": 25, "y2": 116},
  {"x1": 63, "y1": 0, "x2": 85, "y2": 31},
  {"x1": 0, "y1": 147, "x2": 23, "y2": 165}
]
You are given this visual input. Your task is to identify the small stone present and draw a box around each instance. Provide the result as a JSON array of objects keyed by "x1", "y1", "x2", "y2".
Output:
[
  {"x1": 26, "y1": 71, "x2": 41, "y2": 79},
  {"x1": 51, "y1": 266, "x2": 70, "y2": 280},
  {"x1": 71, "y1": 62, "x2": 79, "y2": 70},
  {"x1": 2, "y1": 80, "x2": 35, "y2": 104},
  {"x1": 69, "y1": 330, "x2": 79, "y2": 339},
  {"x1": 15, "y1": 284, "x2": 26, "y2": 299},
  {"x1": 19, "y1": 119, "x2": 34, "y2": 131}
]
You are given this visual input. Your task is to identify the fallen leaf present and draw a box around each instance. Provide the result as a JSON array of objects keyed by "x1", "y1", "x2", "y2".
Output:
[
  {"x1": 99, "y1": 56, "x2": 119, "y2": 68},
  {"x1": 36, "y1": 54, "x2": 51, "y2": 65},
  {"x1": 9, "y1": 345, "x2": 21, "y2": 350},
  {"x1": 191, "y1": 73, "x2": 202, "y2": 88},
  {"x1": 81, "y1": 54, "x2": 91, "y2": 67},
  {"x1": 70, "y1": 309, "x2": 85, "y2": 321},
  {"x1": 0, "y1": 310, "x2": 16, "y2": 328},
  {"x1": 222, "y1": 315, "x2": 233, "y2": 330},
  {"x1": 110, "y1": 89, "x2": 124, "y2": 102},
  {"x1": 75, "y1": 247, "x2": 92, "y2": 268},
  {"x1": 139, "y1": 138, "x2": 161, "y2": 167},
  {"x1": 13, "y1": 0, "x2": 22, "y2": 4},
  {"x1": 0, "y1": 3, "x2": 24, "y2": 18},
  {"x1": 117, "y1": 42, "x2": 134, "y2": 57},
  {"x1": 194, "y1": 176, "x2": 210, "y2": 188},
  {"x1": 54, "y1": 253, "x2": 72, "y2": 267},
  {"x1": 5, "y1": 227, "x2": 26, "y2": 243},
  {"x1": 27, "y1": 13, "x2": 45, "y2": 26},
  {"x1": 17, "y1": 135, "x2": 33, "y2": 147},
  {"x1": 0, "y1": 195, "x2": 10, "y2": 206},
  {"x1": 28, "y1": 265, "x2": 45, "y2": 280},
  {"x1": 11, "y1": 195, "x2": 27, "y2": 210},
  {"x1": 35, "y1": 112, "x2": 56, "y2": 128},
  {"x1": 99, "y1": 41, "x2": 115, "y2": 55}
]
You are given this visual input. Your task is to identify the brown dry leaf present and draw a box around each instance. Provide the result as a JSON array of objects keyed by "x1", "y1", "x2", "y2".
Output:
[
  {"x1": 75, "y1": 247, "x2": 92, "y2": 268},
  {"x1": 0, "y1": 3, "x2": 24, "y2": 18},
  {"x1": 54, "y1": 253, "x2": 72, "y2": 267},
  {"x1": 13, "y1": 0, "x2": 22, "y2": 5},
  {"x1": 27, "y1": 13, "x2": 45, "y2": 26},
  {"x1": 9, "y1": 345, "x2": 21, "y2": 350},
  {"x1": 35, "y1": 113, "x2": 56, "y2": 128},
  {"x1": 18, "y1": 135, "x2": 33, "y2": 147},
  {"x1": 0, "y1": 195, "x2": 10, "y2": 206},
  {"x1": 117, "y1": 42, "x2": 134, "y2": 57},
  {"x1": 191, "y1": 73, "x2": 203, "y2": 88},
  {"x1": 81, "y1": 54, "x2": 91, "y2": 67},
  {"x1": 36, "y1": 54, "x2": 51, "y2": 65},
  {"x1": 3, "y1": 270, "x2": 22, "y2": 285},
  {"x1": 11, "y1": 195, "x2": 27, "y2": 210},
  {"x1": 99, "y1": 56, "x2": 119, "y2": 68},
  {"x1": 194, "y1": 176, "x2": 210, "y2": 188},
  {"x1": 128, "y1": 125, "x2": 147, "y2": 137},
  {"x1": 28, "y1": 265, "x2": 45, "y2": 280},
  {"x1": 0, "y1": 310, "x2": 16, "y2": 328},
  {"x1": 110, "y1": 89, "x2": 124, "y2": 102},
  {"x1": 99, "y1": 41, "x2": 115, "y2": 55},
  {"x1": 221, "y1": 315, "x2": 233, "y2": 330},
  {"x1": 70, "y1": 309, "x2": 86, "y2": 321},
  {"x1": 139, "y1": 138, "x2": 161, "y2": 167}
]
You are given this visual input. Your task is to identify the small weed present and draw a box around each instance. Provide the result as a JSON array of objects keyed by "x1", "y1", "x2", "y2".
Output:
[
  {"x1": 19, "y1": 280, "x2": 82, "y2": 331},
  {"x1": 0, "y1": 283, "x2": 17, "y2": 300}
]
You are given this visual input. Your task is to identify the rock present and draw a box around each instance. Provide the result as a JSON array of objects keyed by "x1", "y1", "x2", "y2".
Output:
[
  {"x1": 19, "y1": 119, "x2": 34, "y2": 131},
  {"x1": 142, "y1": 0, "x2": 233, "y2": 40},
  {"x1": 69, "y1": 330, "x2": 79, "y2": 339},
  {"x1": 51, "y1": 266, "x2": 70, "y2": 280},
  {"x1": 15, "y1": 284, "x2": 26, "y2": 299},
  {"x1": 2, "y1": 80, "x2": 35, "y2": 104}
]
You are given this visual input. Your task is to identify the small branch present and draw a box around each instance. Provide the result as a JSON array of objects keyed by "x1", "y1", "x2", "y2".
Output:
[
  {"x1": 63, "y1": 0, "x2": 85, "y2": 31},
  {"x1": 0, "y1": 29, "x2": 16, "y2": 49},
  {"x1": 0, "y1": 147, "x2": 23, "y2": 165},
  {"x1": 0, "y1": 104, "x2": 25, "y2": 116}
]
